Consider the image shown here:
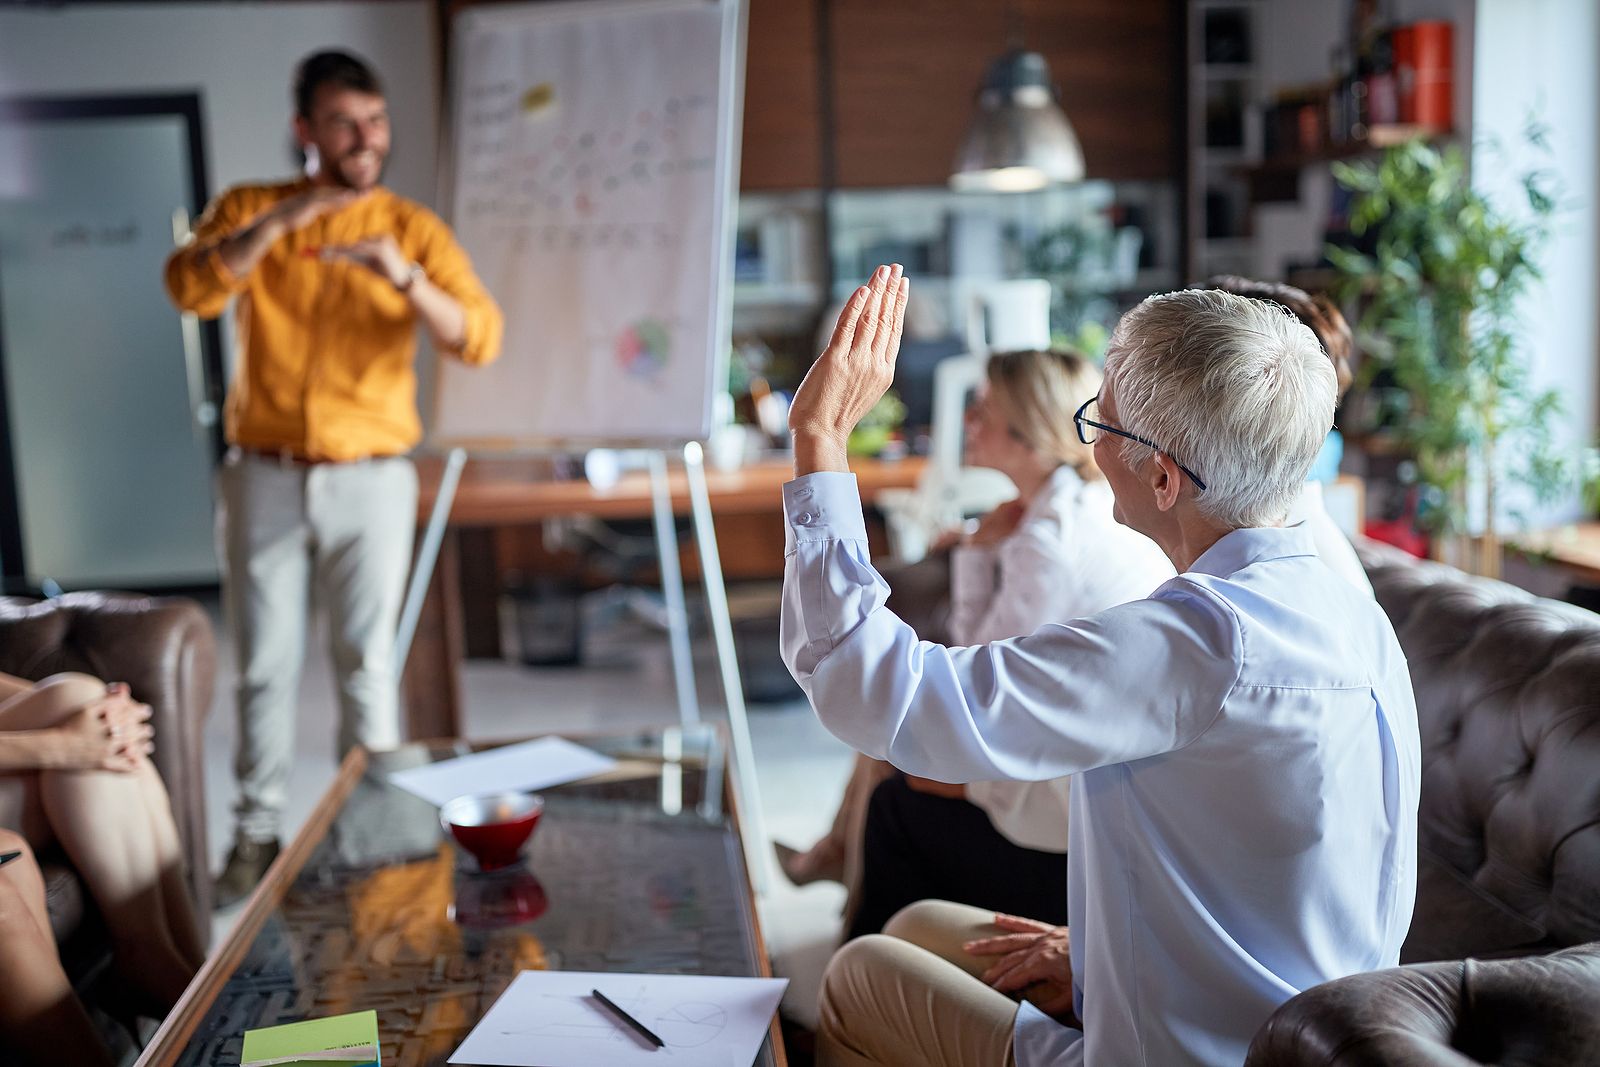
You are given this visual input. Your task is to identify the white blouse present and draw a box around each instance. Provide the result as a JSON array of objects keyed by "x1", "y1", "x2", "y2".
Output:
[{"x1": 949, "y1": 466, "x2": 1173, "y2": 852}]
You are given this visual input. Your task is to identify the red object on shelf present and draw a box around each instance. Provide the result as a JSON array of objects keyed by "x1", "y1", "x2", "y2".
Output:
[
  {"x1": 1402, "y1": 21, "x2": 1452, "y2": 129},
  {"x1": 1393, "y1": 25, "x2": 1416, "y2": 122},
  {"x1": 1364, "y1": 515, "x2": 1430, "y2": 559}
]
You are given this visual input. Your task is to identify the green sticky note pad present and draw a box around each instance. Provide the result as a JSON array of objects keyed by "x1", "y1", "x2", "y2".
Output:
[{"x1": 239, "y1": 1010, "x2": 380, "y2": 1067}]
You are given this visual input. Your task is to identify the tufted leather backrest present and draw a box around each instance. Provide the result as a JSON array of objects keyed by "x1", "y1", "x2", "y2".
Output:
[
  {"x1": 1246, "y1": 941, "x2": 1600, "y2": 1066},
  {"x1": 0, "y1": 591, "x2": 217, "y2": 921},
  {"x1": 1357, "y1": 542, "x2": 1600, "y2": 962}
]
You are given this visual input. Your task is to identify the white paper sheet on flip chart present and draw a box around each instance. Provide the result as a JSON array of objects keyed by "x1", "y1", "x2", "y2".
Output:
[{"x1": 387, "y1": 737, "x2": 618, "y2": 807}]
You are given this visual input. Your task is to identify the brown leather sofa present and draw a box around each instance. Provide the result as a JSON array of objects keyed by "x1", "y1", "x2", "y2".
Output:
[
  {"x1": 1247, "y1": 543, "x2": 1600, "y2": 1065},
  {"x1": 0, "y1": 591, "x2": 217, "y2": 971}
]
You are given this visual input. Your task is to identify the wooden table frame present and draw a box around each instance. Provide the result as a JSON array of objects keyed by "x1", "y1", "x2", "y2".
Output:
[{"x1": 135, "y1": 728, "x2": 787, "y2": 1066}]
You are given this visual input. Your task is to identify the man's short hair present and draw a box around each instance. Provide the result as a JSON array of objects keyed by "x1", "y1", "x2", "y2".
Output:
[
  {"x1": 294, "y1": 50, "x2": 383, "y2": 119},
  {"x1": 1104, "y1": 289, "x2": 1336, "y2": 529}
]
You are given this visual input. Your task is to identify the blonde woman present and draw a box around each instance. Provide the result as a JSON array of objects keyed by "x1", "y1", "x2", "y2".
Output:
[{"x1": 779, "y1": 350, "x2": 1172, "y2": 935}]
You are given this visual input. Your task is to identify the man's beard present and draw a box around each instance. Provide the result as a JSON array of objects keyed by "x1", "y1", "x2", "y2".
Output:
[{"x1": 330, "y1": 150, "x2": 384, "y2": 190}]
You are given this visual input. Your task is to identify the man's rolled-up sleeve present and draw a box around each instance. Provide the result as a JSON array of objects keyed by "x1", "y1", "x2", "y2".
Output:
[
  {"x1": 780, "y1": 472, "x2": 1240, "y2": 784},
  {"x1": 411, "y1": 208, "x2": 504, "y2": 366},
  {"x1": 164, "y1": 190, "x2": 249, "y2": 318}
]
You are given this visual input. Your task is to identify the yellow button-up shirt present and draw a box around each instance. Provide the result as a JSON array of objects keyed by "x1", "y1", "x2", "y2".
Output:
[{"x1": 165, "y1": 179, "x2": 503, "y2": 461}]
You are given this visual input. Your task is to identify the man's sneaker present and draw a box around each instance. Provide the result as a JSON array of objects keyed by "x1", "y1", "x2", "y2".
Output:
[{"x1": 214, "y1": 837, "x2": 280, "y2": 909}]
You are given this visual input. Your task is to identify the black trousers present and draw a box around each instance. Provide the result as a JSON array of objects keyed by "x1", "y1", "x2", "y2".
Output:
[{"x1": 848, "y1": 772, "x2": 1070, "y2": 941}]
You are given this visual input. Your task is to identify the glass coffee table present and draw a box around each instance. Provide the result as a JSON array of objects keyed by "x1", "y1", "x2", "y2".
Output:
[{"x1": 136, "y1": 727, "x2": 785, "y2": 1066}]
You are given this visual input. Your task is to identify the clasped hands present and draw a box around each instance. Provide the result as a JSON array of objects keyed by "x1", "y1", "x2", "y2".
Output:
[
  {"x1": 55, "y1": 683, "x2": 154, "y2": 773},
  {"x1": 965, "y1": 913, "x2": 1078, "y2": 1023}
]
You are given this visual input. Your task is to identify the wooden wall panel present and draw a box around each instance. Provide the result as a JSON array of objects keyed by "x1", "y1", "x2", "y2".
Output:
[
  {"x1": 739, "y1": 0, "x2": 823, "y2": 189},
  {"x1": 829, "y1": 0, "x2": 1179, "y2": 187}
]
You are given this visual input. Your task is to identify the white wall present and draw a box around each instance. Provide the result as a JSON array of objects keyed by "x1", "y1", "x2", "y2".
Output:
[
  {"x1": 0, "y1": 2, "x2": 440, "y2": 205},
  {"x1": 1473, "y1": 0, "x2": 1600, "y2": 525},
  {"x1": 0, "y1": 2, "x2": 444, "y2": 412}
]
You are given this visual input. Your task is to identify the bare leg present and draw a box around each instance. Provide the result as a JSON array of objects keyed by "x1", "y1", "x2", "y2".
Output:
[
  {"x1": 0, "y1": 673, "x2": 108, "y2": 732},
  {"x1": 39, "y1": 759, "x2": 198, "y2": 1011},
  {"x1": 0, "y1": 831, "x2": 115, "y2": 1067},
  {"x1": 1, "y1": 675, "x2": 200, "y2": 1009},
  {"x1": 133, "y1": 760, "x2": 207, "y2": 969},
  {"x1": 0, "y1": 670, "x2": 35, "y2": 702},
  {"x1": 778, "y1": 755, "x2": 894, "y2": 887}
]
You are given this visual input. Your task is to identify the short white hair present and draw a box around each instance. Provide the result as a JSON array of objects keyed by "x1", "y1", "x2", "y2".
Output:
[{"x1": 1103, "y1": 289, "x2": 1336, "y2": 529}]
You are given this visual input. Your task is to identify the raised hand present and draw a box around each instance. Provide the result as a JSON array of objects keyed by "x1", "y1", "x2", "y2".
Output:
[
  {"x1": 789, "y1": 264, "x2": 910, "y2": 474},
  {"x1": 51, "y1": 683, "x2": 154, "y2": 772},
  {"x1": 316, "y1": 234, "x2": 412, "y2": 289},
  {"x1": 964, "y1": 912, "x2": 1077, "y2": 1020}
]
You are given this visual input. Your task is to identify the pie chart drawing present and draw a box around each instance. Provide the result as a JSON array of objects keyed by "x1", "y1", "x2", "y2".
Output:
[
  {"x1": 653, "y1": 1001, "x2": 727, "y2": 1048},
  {"x1": 616, "y1": 319, "x2": 671, "y2": 382}
]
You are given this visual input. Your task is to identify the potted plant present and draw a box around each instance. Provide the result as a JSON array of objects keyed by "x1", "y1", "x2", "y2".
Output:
[{"x1": 1327, "y1": 127, "x2": 1567, "y2": 576}]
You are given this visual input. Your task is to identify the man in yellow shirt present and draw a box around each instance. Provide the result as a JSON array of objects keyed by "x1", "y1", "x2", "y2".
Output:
[{"x1": 165, "y1": 50, "x2": 503, "y2": 905}]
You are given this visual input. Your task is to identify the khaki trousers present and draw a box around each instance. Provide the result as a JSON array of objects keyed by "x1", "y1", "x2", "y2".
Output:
[
  {"x1": 819, "y1": 900, "x2": 1020, "y2": 1067},
  {"x1": 219, "y1": 450, "x2": 417, "y2": 841}
]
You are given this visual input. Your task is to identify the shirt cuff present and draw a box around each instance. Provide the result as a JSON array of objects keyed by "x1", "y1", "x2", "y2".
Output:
[
  {"x1": 783, "y1": 472, "x2": 869, "y2": 554},
  {"x1": 1014, "y1": 1001, "x2": 1084, "y2": 1067},
  {"x1": 950, "y1": 542, "x2": 999, "y2": 604}
]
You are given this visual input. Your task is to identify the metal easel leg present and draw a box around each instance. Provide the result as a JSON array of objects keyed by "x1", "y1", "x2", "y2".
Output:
[
  {"x1": 648, "y1": 450, "x2": 700, "y2": 728},
  {"x1": 395, "y1": 447, "x2": 468, "y2": 682},
  {"x1": 682, "y1": 441, "x2": 771, "y2": 892}
]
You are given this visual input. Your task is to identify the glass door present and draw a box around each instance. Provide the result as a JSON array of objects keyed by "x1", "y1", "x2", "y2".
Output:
[{"x1": 0, "y1": 94, "x2": 224, "y2": 589}]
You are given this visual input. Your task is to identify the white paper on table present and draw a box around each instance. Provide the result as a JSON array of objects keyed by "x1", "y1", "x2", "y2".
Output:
[
  {"x1": 449, "y1": 970, "x2": 788, "y2": 1067},
  {"x1": 387, "y1": 737, "x2": 618, "y2": 807}
]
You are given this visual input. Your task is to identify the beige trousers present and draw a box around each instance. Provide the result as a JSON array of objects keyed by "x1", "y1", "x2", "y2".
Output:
[
  {"x1": 818, "y1": 900, "x2": 1020, "y2": 1067},
  {"x1": 219, "y1": 450, "x2": 417, "y2": 841}
]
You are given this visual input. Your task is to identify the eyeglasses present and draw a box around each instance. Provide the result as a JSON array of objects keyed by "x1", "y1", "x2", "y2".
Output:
[{"x1": 1073, "y1": 395, "x2": 1208, "y2": 493}]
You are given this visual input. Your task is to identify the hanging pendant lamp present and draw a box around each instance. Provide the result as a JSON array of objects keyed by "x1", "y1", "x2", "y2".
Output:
[{"x1": 951, "y1": 48, "x2": 1085, "y2": 192}]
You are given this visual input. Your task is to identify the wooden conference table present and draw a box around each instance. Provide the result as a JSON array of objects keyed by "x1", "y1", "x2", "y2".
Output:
[{"x1": 401, "y1": 453, "x2": 926, "y2": 739}]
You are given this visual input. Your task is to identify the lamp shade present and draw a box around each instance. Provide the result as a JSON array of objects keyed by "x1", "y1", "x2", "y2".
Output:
[{"x1": 951, "y1": 49, "x2": 1085, "y2": 192}]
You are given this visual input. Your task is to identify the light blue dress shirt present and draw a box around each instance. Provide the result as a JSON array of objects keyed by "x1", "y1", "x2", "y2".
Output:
[{"x1": 780, "y1": 472, "x2": 1420, "y2": 1067}]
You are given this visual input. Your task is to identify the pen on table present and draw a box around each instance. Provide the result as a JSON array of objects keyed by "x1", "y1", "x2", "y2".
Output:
[
  {"x1": 591, "y1": 988, "x2": 665, "y2": 1049},
  {"x1": 0, "y1": 850, "x2": 21, "y2": 868}
]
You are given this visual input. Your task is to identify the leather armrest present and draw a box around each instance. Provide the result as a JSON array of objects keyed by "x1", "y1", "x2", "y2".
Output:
[{"x1": 0, "y1": 592, "x2": 218, "y2": 924}]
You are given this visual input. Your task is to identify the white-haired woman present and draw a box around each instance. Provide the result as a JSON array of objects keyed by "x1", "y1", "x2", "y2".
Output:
[
  {"x1": 779, "y1": 349, "x2": 1172, "y2": 937},
  {"x1": 780, "y1": 270, "x2": 1416, "y2": 1067}
]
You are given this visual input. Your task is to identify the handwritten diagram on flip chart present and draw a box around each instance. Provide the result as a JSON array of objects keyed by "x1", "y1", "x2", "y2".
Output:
[{"x1": 433, "y1": 0, "x2": 741, "y2": 446}]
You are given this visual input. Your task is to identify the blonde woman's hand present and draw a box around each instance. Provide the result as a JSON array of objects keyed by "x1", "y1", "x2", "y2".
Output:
[
  {"x1": 966, "y1": 500, "x2": 1026, "y2": 547},
  {"x1": 49, "y1": 684, "x2": 153, "y2": 772},
  {"x1": 789, "y1": 264, "x2": 910, "y2": 475}
]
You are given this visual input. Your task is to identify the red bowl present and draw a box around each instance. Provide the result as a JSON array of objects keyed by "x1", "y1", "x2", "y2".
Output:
[{"x1": 440, "y1": 792, "x2": 544, "y2": 871}]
